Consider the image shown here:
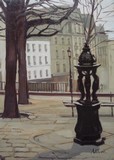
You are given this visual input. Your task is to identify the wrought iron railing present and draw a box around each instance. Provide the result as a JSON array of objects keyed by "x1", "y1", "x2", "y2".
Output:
[
  {"x1": 0, "y1": 81, "x2": 68, "y2": 93},
  {"x1": 0, "y1": 81, "x2": 114, "y2": 100}
]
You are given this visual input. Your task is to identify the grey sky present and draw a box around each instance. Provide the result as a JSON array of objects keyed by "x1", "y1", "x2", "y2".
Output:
[
  {"x1": 30, "y1": 0, "x2": 114, "y2": 39},
  {"x1": 78, "y1": 0, "x2": 114, "y2": 39},
  {"x1": 100, "y1": 0, "x2": 114, "y2": 39},
  {"x1": 65, "y1": 0, "x2": 114, "y2": 39}
]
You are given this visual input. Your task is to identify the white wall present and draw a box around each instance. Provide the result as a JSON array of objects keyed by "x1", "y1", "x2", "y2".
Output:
[
  {"x1": 0, "y1": 39, "x2": 6, "y2": 81},
  {"x1": 0, "y1": 39, "x2": 52, "y2": 82},
  {"x1": 26, "y1": 40, "x2": 51, "y2": 81}
]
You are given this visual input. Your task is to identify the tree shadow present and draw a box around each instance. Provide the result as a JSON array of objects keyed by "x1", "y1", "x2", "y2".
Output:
[{"x1": 31, "y1": 142, "x2": 99, "y2": 160}]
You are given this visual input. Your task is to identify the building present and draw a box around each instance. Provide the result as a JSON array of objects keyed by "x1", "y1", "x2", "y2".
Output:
[
  {"x1": 47, "y1": 8, "x2": 85, "y2": 91},
  {"x1": 45, "y1": 10, "x2": 109, "y2": 92},
  {"x1": 108, "y1": 40, "x2": 114, "y2": 92},
  {"x1": 95, "y1": 25, "x2": 109, "y2": 92},
  {"x1": 0, "y1": 39, "x2": 52, "y2": 83},
  {"x1": 26, "y1": 40, "x2": 51, "y2": 82}
]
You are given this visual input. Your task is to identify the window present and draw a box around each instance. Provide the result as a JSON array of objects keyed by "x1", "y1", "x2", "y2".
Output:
[
  {"x1": 62, "y1": 50, "x2": 65, "y2": 59},
  {"x1": 74, "y1": 42, "x2": 77, "y2": 50},
  {"x1": 82, "y1": 38, "x2": 85, "y2": 44},
  {"x1": 75, "y1": 25, "x2": 77, "y2": 33},
  {"x1": 62, "y1": 37, "x2": 64, "y2": 45},
  {"x1": 79, "y1": 38, "x2": 81, "y2": 45},
  {"x1": 28, "y1": 71, "x2": 31, "y2": 79},
  {"x1": 68, "y1": 38, "x2": 70, "y2": 45},
  {"x1": 46, "y1": 69, "x2": 48, "y2": 76},
  {"x1": 32, "y1": 44, "x2": 35, "y2": 52},
  {"x1": 56, "y1": 63, "x2": 60, "y2": 72},
  {"x1": 75, "y1": 53, "x2": 78, "y2": 60},
  {"x1": 27, "y1": 56, "x2": 31, "y2": 65},
  {"x1": 27, "y1": 43, "x2": 30, "y2": 52},
  {"x1": 0, "y1": 72, "x2": 2, "y2": 81},
  {"x1": 63, "y1": 64, "x2": 66, "y2": 72},
  {"x1": 55, "y1": 37, "x2": 57, "y2": 44},
  {"x1": 0, "y1": 60, "x2": 1, "y2": 68},
  {"x1": 56, "y1": 50, "x2": 59, "y2": 59},
  {"x1": 38, "y1": 44, "x2": 41, "y2": 52},
  {"x1": 78, "y1": 25, "x2": 80, "y2": 33},
  {"x1": 68, "y1": 23, "x2": 71, "y2": 33},
  {"x1": 40, "y1": 70, "x2": 42, "y2": 77},
  {"x1": 34, "y1": 70, "x2": 37, "y2": 78},
  {"x1": 44, "y1": 44, "x2": 47, "y2": 52},
  {"x1": 33, "y1": 56, "x2": 36, "y2": 65},
  {"x1": 39, "y1": 56, "x2": 42, "y2": 64},
  {"x1": 45, "y1": 56, "x2": 48, "y2": 64}
]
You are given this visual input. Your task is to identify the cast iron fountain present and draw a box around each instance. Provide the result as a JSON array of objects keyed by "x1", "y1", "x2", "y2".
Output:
[{"x1": 74, "y1": 43, "x2": 105, "y2": 145}]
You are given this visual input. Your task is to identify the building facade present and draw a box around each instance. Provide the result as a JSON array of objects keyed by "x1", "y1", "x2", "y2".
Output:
[
  {"x1": 45, "y1": 10, "x2": 109, "y2": 92},
  {"x1": 108, "y1": 40, "x2": 114, "y2": 92},
  {"x1": 95, "y1": 25, "x2": 109, "y2": 92},
  {"x1": 26, "y1": 40, "x2": 51, "y2": 81},
  {"x1": 47, "y1": 9, "x2": 85, "y2": 91}
]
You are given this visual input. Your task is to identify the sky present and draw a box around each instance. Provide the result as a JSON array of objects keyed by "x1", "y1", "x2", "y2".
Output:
[
  {"x1": 63, "y1": 0, "x2": 114, "y2": 39},
  {"x1": 30, "y1": 0, "x2": 114, "y2": 39},
  {"x1": 89, "y1": 0, "x2": 114, "y2": 39},
  {"x1": 100, "y1": 0, "x2": 114, "y2": 39}
]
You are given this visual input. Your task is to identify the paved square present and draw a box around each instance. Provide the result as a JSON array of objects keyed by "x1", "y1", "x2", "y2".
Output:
[{"x1": 0, "y1": 95, "x2": 114, "y2": 160}]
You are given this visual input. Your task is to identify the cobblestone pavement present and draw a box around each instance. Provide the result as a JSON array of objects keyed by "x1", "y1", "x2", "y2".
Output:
[{"x1": 0, "y1": 95, "x2": 114, "y2": 160}]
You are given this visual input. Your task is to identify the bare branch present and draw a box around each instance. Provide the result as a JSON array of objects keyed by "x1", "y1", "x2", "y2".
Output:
[
  {"x1": 0, "y1": 0, "x2": 6, "y2": 14},
  {"x1": 93, "y1": 38, "x2": 107, "y2": 49},
  {"x1": 27, "y1": 29, "x2": 59, "y2": 38},
  {"x1": 25, "y1": 0, "x2": 30, "y2": 6},
  {"x1": 86, "y1": 0, "x2": 95, "y2": 44},
  {"x1": 0, "y1": 11, "x2": 5, "y2": 22},
  {"x1": 26, "y1": 0, "x2": 78, "y2": 31}
]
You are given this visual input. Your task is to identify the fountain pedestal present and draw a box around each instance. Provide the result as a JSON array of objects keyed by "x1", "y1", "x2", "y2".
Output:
[{"x1": 74, "y1": 44, "x2": 105, "y2": 145}]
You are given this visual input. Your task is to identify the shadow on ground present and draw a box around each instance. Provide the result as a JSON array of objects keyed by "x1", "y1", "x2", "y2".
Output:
[{"x1": 31, "y1": 143, "x2": 100, "y2": 160}]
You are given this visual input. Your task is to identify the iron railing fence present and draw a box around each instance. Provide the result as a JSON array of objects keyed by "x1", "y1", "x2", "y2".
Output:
[
  {"x1": 28, "y1": 82, "x2": 68, "y2": 92},
  {"x1": 0, "y1": 81, "x2": 68, "y2": 93},
  {"x1": 0, "y1": 81, "x2": 114, "y2": 100}
]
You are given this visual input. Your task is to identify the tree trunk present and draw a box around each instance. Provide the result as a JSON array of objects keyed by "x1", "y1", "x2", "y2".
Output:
[
  {"x1": 2, "y1": 3, "x2": 20, "y2": 118},
  {"x1": 17, "y1": 12, "x2": 29, "y2": 104}
]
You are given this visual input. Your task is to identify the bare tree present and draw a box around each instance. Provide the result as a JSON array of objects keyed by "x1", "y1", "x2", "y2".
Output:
[
  {"x1": 18, "y1": 0, "x2": 79, "y2": 105},
  {"x1": 74, "y1": 0, "x2": 113, "y2": 93},
  {"x1": 77, "y1": 0, "x2": 113, "y2": 46},
  {"x1": 0, "y1": 0, "x2": 78, "y2": 118}
]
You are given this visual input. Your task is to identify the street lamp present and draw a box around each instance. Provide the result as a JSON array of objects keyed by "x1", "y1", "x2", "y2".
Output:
[
  {"x1": 67, "y1": 47, "x2": 74, "y2": 116},
  {"x1": 67, "y1": 47, "x2": 73, "y2": 103},
  {"x1": 63, "y1": 47, "x2": 74, "y2": 117}
]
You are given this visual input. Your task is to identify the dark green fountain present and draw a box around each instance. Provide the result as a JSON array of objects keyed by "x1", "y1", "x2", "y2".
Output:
[{"x1": 74, "y1": 43, "x2": 105, "y2": 145}]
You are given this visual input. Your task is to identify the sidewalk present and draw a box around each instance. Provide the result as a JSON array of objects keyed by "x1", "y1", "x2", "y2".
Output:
[{"x1": 0, "y1": 95, "x2": 114, "y2": 160}]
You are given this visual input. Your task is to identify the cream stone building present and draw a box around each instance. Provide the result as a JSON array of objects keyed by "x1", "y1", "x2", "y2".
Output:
[
  {"x1": 108, "y1": 40, "x2": 114, "y2": 92},
  {"x1": 48, "y1": 17, "x2": 85, "y2": 91},
  {"x1": 95, "y1": 25, "x2": 109, "y2": 92},
  {"x1": 45, "y1": 10, "x2": 109, "y2": 92}
]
